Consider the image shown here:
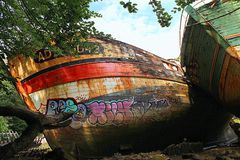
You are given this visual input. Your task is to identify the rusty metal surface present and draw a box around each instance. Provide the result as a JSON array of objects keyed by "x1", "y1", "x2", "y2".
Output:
[
  {"x1": 9, "y1": 38, "x2": 185, "y2": 112},
  {"x1": 223, "y1": 57, "x2": 240, "y2": 110},
  {"x1": 43, "y1": 86, "x2": 234, "y2": 159},
  {"x1": 8, "y1": 38, "x2": 184, "y2": 82}
]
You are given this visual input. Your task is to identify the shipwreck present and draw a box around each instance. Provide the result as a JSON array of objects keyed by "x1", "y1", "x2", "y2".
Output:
[{"x1": 6, "y1": 1, "x2": 240, "y2": 159}]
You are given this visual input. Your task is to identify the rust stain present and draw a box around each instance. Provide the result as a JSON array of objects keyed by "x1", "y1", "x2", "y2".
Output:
[
  {"x1": 8, "y1": 38, "x2": 188, "y2": 122},
  {"x1": 219, "y1": 54, "x2": 230, "y2": 102},
  {"x1": 28, "y1": 77, "x2": 188, "y2": 110},
  {"x1": 209, "y1": 44, "x2": 220, "y2": 92},
  {"x1": 8, "y1": 38, "x2": 184, "y2": 83},
  {"x1": 226, "y1": 46, "x2": 240, "y2": 61},
  {"x1": 8, "y1": 39, "x2": 136, "y2": 81},
  {"x1": 223, "y1": 57, "x2": 240, "y2": 106},
  {"x1": 16, "y1": 82, "x2": 37, "y2": 112}
]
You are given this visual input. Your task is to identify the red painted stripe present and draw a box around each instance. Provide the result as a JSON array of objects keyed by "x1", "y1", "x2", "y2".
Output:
[{"x1": 22, "y1": 62, "x2": 156, "y2": 94}]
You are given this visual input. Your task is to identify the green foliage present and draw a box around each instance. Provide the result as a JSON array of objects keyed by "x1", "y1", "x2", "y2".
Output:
[
  {"x1": 172, "y1": 0, "x2": 195, "y2": 13},
  {"x1": 0, "y1": 82, "x2": 21, "y2": 107},
  {"x1": 0, "y1": 69, "x2": 16, "y2": 94},
  {"x1": 0, "y1": 67, "x2": 27, "y2": 133},
  {"x1": 149, "y1": 0, "x2": 172, "y2": 27},
  {"x1": 7, "y1": 117, "x2": 27, "y2": 133},
  {"x1": 0, "y1": 116, "x2": 9, "y2": 132},
  {"x1": 0, "y1": 0, "x2": 195, "y2": 60},
  {"x1": 0, "y1": 0, "x2": 113, "y2": 96},
  {"x1": 120, "y1": 1, "x2": 138, "y2": 13},
  {"x1": 0, "y1": 116, "x2": 27, "y2": 133},
  {"x1": 0, "y1": 0, "x2": 109, "y2": 59},
  {"x1": 119, "y1": 0, "x2": 195, "y2": 27},
  {"x1": 0, "y1": 73, "x2": 27, "y2": 134}
]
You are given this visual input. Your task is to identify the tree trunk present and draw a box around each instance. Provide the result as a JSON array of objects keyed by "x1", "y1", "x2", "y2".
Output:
[{"x1": 0, "y1": 104, "x2": 73, "y2": 159}]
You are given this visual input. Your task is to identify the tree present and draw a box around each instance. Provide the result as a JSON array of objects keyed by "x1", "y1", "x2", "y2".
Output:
[{"x1": 0, "y1": 0, "x2": 195, "y2": 159}]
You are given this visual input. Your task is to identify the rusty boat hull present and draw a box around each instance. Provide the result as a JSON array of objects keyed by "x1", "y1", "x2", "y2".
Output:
[
  {"x1": 181, "y1": 1, "x2": 240, "y2": 116},
  {"x1": 9, "y1": 38, "x2": 236, "y2": 159}
]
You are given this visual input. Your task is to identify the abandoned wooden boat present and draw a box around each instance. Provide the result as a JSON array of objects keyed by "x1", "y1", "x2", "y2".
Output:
[
  {"x1": 181, "y1": 0, "x2": 240, "y2": 116},
  {"x1": 8, "y1": 38, "x2": 236, "y2": 159}
]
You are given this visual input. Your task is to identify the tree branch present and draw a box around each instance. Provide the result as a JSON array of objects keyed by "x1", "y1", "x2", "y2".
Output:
[
  {"x1": 0, "y1": 104, "x2": 73, "y2": 159},
  {"x1": 0, "y1": 119, "x2": 41, "y2": 160}
]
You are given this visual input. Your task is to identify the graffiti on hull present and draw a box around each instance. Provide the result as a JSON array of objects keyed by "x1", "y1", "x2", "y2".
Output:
[
  {"x1": 46, "y1": 98, "x2": 79, "y2": 115},
  {"x1": 41, "y1": 95, "x2": 175, "y2": 129}
]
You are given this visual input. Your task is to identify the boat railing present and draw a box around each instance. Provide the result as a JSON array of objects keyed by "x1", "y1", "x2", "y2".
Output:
[{"x1": 161, "y1": 59, "x2": 184, "y2": 77}]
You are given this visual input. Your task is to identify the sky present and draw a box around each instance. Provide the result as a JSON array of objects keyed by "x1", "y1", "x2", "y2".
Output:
[{"x1": 90, "y1": 0, "x2": 184, "y2": 59}]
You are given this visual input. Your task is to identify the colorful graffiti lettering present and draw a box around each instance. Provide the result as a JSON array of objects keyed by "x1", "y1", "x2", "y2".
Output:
[
  {"x1": 148, "y1": 96, "x2": 170, "y2": 107},
  {"x1": 71, "y1": 104, "x2": 87, "y2": 121},
  {"x1": 46, "y1": 98, "x2": 79, "y2": 115},
  {"x1": 44, "y1": 96, "x2": 172, "y2": 128},
  {"x1": 85, "y1": 98, "x2": 134, "y2": 125},
  {"x1": 131, "y1": 97, "x2": 171, "y2": 119}
]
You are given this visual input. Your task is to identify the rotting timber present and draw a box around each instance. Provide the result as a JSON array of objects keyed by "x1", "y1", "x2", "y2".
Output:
[
  {"x1": 181, "y1": 0, "x2": 240, "y2": 116},
  {"x1": 8, "y1": 38, "x2": 237, "y2": 159}
]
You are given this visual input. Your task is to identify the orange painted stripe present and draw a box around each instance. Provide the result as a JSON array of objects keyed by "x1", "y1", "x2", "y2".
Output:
[
  {"x1": 22, "y1": 62, "x2": 158, "y2": 94},
  {"x1": 224, "y1": 33, "x2": 240, "y2": 40},
  {"x1": 16, "y1": 82, "x2": 38, "y2": 112}
]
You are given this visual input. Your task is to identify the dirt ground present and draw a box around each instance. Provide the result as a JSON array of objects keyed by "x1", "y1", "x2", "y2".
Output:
[
  {"x1": 103, "y1": 146, "x2": 240, "y2": 160},
  {"x1": 12, "y1": 140, "x2": 240, "y2": 160},
  {"x1": 103, "y1": 121, "x2": 240, "y2": 160},
  {"x1": 11, "y1": 120, "x2": 240, "y2": 160}
]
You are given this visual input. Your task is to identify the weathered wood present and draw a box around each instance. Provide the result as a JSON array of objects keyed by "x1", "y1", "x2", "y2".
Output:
[{"x1": 181, "y1": 1, "x2": 240, "y2": 116}]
